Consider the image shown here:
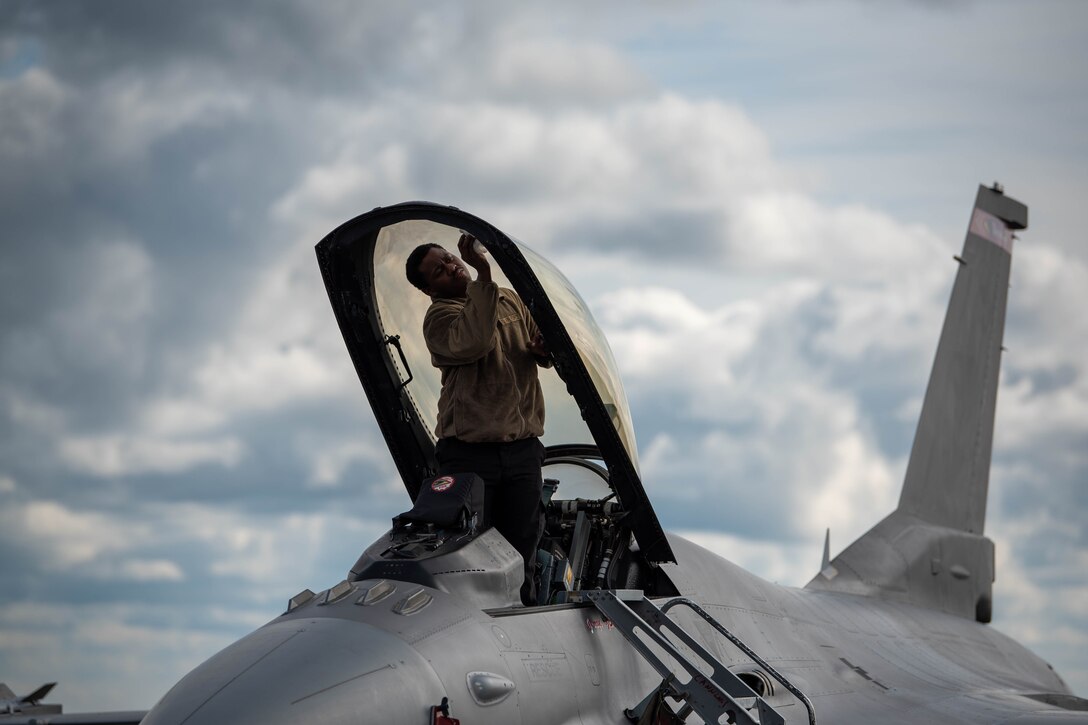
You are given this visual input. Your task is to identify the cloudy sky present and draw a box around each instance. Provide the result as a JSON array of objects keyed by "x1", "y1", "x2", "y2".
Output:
[{"x1": 1, "y1": 0, "x2": 1085, "y2": 712}]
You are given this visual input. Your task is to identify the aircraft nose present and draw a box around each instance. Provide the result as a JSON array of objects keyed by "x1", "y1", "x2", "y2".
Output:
[{"x1": 142, "y1": 616, "x2": 446, "y2": 725}]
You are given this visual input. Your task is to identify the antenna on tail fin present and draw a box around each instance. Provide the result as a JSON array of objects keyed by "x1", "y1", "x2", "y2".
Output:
[
  {"x1": 807, "y1": 185, "x2": 1028, "y2": 623},
  {"x1": 819, "y1": 528, "x2": 838, "y2": 581}
]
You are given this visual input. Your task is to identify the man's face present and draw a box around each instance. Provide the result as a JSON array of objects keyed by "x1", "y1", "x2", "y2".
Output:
[{"x1": 419, "y1": 246, "x2": 470, "y2": 298}]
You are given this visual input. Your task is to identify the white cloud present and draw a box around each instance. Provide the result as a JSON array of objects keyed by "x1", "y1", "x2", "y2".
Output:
[
  {"x1": 270, "y1": 143, "x2": 413, "y2": 234},
  {"x1": 52, "y1": 238, "x2": 156, "y2": 377},
  {"x1": 159, "y1": 254, "x2": 358, "y2": 429},
  {"x1": 2, "y1": 391, "x2": 67, "y2": 434},
  {"x1": 265, "y1": 92, "x2": 787, "y2": 260},
  {"x1": 0, "y1": 475, "x2": 14, "y2": 493},
  {"x1": 803, "y1": 417, "x2": 899, "y2": 542},
  {"x1": 637, "y1": 387, "x2": 898, "y2": 546},
  {"x1": 594, "y1": 286, "x2": 730, "y2": 379},
  {"x1": 1008, "y1": 245, "x2": 1088, "y2": 362},
  {"x1": 988, "y1": 518, "x2": 1088, "y2": 692},
  {"x1": 140, "y1": 397, "x2": 228, "y2": 436},
  {"x1": 58, "y1": 434, "x2": 244, "y2": 477},
  {"x1": 305, "y1": 437, "x2": 392, "y2": 488},
  {"x1": 145, "y1": 504, "x2": 389, "y2": 594},
  {"x1": 485, "y1": 34, "x2": 649, "y2": 103},
  {"x1": 115, "y1": 559, "x2": 186, "y2": 582},
  {"x1": 596, "y1": 278, "x2": 903, "y2": 543},
  {"x1": 812, "y1": 271, "x2": 948, "y2": 364},
  {"x1": 0, "y1": 497, "x2": 394, "y2": 600},
  {"x1": 192, "y1": 342, "x2": 341, "y2": 413},
  {"x1": 676, "y1": 530, "x2": 819, "y2": 587},
  {"x1": 729, "y1": 192, "x2": 948, "y2": 281},
  {"x1": 93, "y1": 67, "x2": 251, "y2": 163},
  {"x1": 2, "y1": 501, "x2": 135, "y2": 568},
  {"x1": 996, "y1": 244, "x2": 1088, "y2": 456},
  {"x1": 0, "y1": 602, "x2": 235, "y2": 711},
  {"x1": 0, "y1": 66, "x2": 67, "y2": 163}
]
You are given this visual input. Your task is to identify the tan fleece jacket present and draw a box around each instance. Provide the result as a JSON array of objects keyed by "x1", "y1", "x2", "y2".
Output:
[{"x1": 423, "y1": 281, "x2": 548, "y2": 442}]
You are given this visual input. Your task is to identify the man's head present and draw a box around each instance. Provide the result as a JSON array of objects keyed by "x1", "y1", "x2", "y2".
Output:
[{"x1": 406, "y1": 243, "x2": 470, "y2": 298}]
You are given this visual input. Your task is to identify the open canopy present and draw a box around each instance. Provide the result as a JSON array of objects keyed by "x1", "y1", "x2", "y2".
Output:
[{"x1": 316, "y1": 202, "x2": 674, "y2": 563}]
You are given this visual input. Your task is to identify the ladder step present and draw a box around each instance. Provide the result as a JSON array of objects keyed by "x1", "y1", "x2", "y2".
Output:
[{"x1": 587, "y1": 590, "x2": 786, "y2": 725}]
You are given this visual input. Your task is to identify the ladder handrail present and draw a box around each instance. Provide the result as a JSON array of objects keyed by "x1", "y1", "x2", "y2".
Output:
[
  {"x1": 588, "y1": 590, "x2": 778, "y2": 725},
  {"x1": 661, "y1": 597, "x2": 818, "y2": 725}
]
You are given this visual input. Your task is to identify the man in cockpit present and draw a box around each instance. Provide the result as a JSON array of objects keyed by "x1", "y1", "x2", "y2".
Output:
[{"x1": 406, "y1": 234, "x2": 551, "y2": 606}]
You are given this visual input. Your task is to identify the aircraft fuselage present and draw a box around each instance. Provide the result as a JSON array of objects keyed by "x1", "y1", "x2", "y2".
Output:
[{"x1": 140, "y1": 533, "x2": 1065, "y2": 725}]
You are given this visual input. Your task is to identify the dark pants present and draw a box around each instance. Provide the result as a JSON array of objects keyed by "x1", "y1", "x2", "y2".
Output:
[{"x1": 435, "y1": 436, "x2": 545, "y2": 605}]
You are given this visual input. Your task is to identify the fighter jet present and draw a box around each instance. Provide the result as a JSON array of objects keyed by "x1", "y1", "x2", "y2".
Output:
[
  {"x1": 1, "y1": 683, "x2": 56, "y2": 717},
  {"x1": 14, "y1": 185, "x2": 1082, "y2": 724},
  {"x1": 0, "y1": 682, "x2": 145, "y2": 724}
]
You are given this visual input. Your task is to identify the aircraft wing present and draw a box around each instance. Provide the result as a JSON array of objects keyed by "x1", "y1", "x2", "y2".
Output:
[{"x1": 933, "y1": 692, "x2": 1088, "y2": 724}]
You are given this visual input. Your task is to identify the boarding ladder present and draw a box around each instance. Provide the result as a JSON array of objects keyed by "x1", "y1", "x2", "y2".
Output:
[{"x1": 586, "y1": 591, "x2": 817, "y2": 725}]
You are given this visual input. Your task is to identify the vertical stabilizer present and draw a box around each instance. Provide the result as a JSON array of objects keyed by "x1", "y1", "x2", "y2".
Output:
[
  {"x1": 898, "y1": 184, "x2": 1027, "y2": 534},
  {"x1": 807, "y1": 185, "x2": 1028, "y2": 622}
]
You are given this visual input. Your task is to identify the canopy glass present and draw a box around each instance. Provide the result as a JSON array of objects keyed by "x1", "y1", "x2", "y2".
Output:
[{"x1": 372, "y1": 219, "x2": 640, "y2": 490}]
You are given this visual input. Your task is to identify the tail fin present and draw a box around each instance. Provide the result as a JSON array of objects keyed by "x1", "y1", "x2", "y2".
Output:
[
  {"x1": 807, "y1": 185, "x2": 1028, "y2": 622},
  {"x1": 21, "y1": 682, "x2": 56, "y2": 704},
  {"x1": 899, "y1": 184, "x2": 1027, "y2": 533}
]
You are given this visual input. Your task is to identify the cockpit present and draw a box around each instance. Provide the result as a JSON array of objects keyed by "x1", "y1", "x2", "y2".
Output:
[{"x1": 315, "y1": 203, "x2": 677, "y2": 608}]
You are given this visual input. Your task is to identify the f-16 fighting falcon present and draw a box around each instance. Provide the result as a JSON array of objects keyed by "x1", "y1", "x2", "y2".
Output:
[{"x1": 10, "y1": 185, "x2": 1085, "y2": 725}]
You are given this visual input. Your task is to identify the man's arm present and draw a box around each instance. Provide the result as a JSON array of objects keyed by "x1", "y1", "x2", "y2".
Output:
[
  {"x1": 528, "y1": 331, "x2": 552, "y2": 368},
  {"x1": 424, "y1": 282, "x2": 500, "y2": 363},
  {"x1": 458, "y1": 233, "x2": 491, "y2": 286},
  {"x1": 517, "y1": 295, "x2": 553, "y2": 369},
  {"x1": 423, "y1": 234, "x2": 502, "y2": 363}
]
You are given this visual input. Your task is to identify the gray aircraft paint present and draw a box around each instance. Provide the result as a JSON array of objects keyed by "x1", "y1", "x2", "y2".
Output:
[
  {"x1": 11, "y1": 187, "x2": 1086, "y2": 725},
  {"x1": 806, "y1": 187, "x2": 1028, "y2": 626},
  {"x1": 901, "y1": 186, "x2": 1026, "y2": 535}
]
